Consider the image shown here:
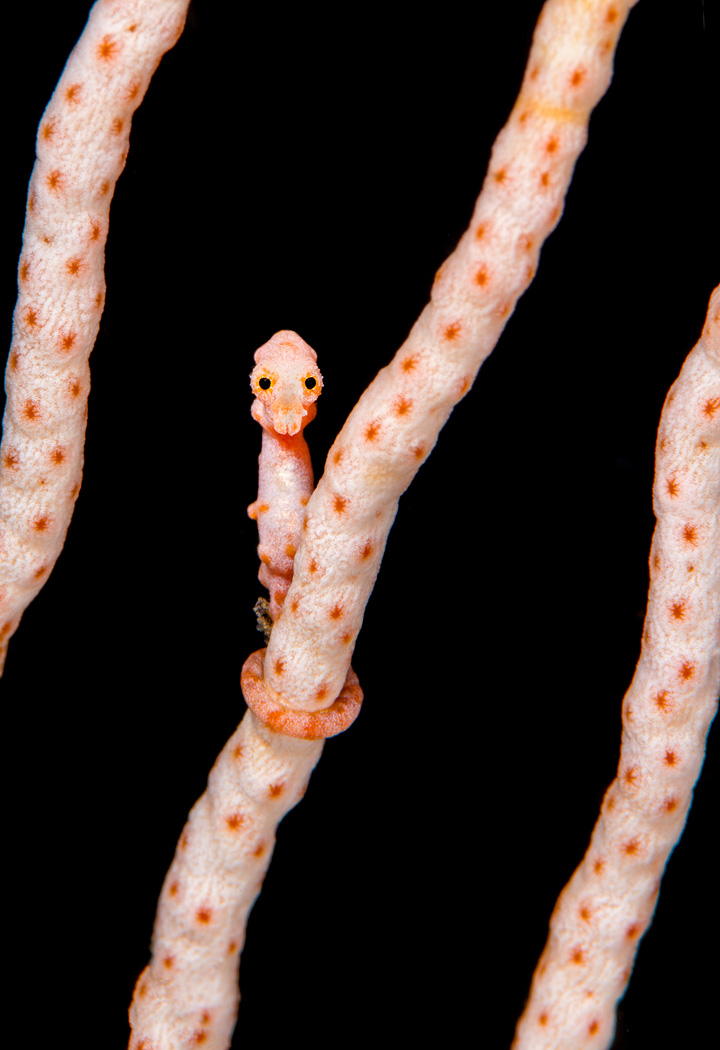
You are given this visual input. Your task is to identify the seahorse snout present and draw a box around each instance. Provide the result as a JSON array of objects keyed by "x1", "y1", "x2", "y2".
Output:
[{"x1": 266, "y1": 377, "x2": 309, "y2": 435}]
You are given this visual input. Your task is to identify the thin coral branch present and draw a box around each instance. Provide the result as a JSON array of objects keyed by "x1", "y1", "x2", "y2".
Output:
[
  {"x1": 265, "y1": 0, "x2": 642, "y2": 710},
  {"x1": 129, "y1": 711, "x2": 324, "y2": 1046},
  {"x1": 0, "y1": 0, "x2": 190, "y2": 672},
  {"x1": 514, "y1": 286, "x2": 719, "y2": 1049}
]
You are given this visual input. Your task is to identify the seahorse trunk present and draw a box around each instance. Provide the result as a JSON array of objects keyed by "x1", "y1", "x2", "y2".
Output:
[{"x1": 248, "y1": 426, "x2": 314, "y2": 622}]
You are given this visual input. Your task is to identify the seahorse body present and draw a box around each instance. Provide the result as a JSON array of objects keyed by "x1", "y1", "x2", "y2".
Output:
[{"x1": 248, "y1": 331, "x2": 322, "y2": 625}]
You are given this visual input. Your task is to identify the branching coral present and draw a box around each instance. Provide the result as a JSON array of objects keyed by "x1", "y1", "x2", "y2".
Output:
[{"x1": 1, "y1": 1, "x2": 717, "y2": 1046}]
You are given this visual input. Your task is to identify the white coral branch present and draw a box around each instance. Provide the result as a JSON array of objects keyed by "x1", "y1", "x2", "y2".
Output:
[
  {"x1": 513, "y1": 286, "x2": 720, "y2": 1049},
  {"x1": 0, "y1": 0, "x2": 190, "y2": 672}
]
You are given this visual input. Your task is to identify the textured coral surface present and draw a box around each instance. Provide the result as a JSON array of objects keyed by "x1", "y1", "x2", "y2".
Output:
[
  {"x1": 513, "y1": 288, "x2": 719, "y2": 1049},
  {"x1": 0, "y1": 0, "x2": 190, "y2": 671}
]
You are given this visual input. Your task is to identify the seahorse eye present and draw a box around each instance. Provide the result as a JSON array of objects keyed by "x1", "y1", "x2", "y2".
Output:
[
  {"x1": 258, "y1": 376, "x2": 272, "y2": 390},
  {"x1": 304, "y1": 377, "x2": 317, "y2": 390}
]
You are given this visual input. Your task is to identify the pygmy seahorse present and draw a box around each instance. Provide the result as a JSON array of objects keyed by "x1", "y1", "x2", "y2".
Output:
[{"x1": 248, "y1": 331, "x2": 322, "y2": 631}]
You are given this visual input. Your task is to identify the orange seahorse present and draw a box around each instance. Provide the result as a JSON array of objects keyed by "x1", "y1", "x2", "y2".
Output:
[{"x1": 248, "y1": 331, "x2": 322, "y2": 632}]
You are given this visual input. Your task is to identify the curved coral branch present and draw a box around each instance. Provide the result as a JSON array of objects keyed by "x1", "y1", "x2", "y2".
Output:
[
  {"x1": 513, "y1": 286, "x2": 720, "y2": 1049},
  {"x1": 0, "y1": 0, "x2": 190, "y2": 672},
  {"x1": 129, "y1": 709, "x2": 324, "y2": 1049},
  {"x1": 264, "y1": 0, "x2": 641, "y2": 709}
]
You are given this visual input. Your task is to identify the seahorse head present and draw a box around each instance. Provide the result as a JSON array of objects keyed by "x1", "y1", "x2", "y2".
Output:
[{"x1": 250, "y1": 331, "x2": 323, "y2": 436}]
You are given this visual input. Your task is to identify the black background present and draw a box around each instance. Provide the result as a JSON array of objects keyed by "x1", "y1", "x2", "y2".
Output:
[{"x1": 1, "y1": 1, "x2": 718, "y2": 1047}]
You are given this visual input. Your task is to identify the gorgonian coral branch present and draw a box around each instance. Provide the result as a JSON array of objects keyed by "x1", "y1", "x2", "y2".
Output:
[
  {"x1": 129, "y1": 711, "x2": 324, "y2": 1048},
  {"x1": 513, "y1": 285, "x2": 720, "y2": 1049},
  {"x1": 263, "y1": 0, "x2": 641, "y2": 709},
  {"x1": 0, "y1": 0, "x2": 190, "y2": 672}
]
